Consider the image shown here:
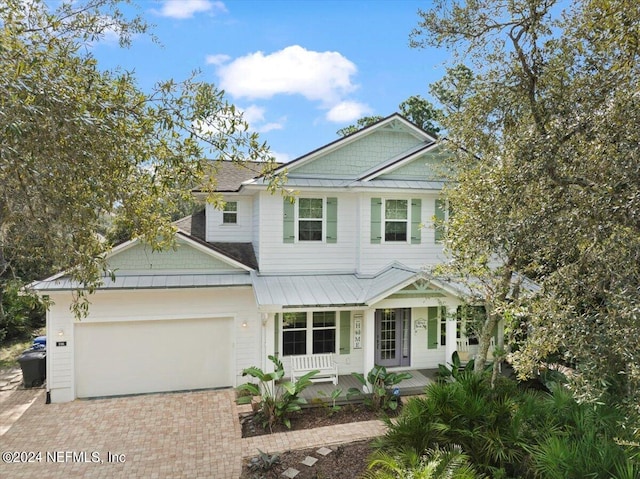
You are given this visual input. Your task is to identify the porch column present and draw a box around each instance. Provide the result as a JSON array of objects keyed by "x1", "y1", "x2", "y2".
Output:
[
  {"x1": 445, "y1": 311, "x2": 458, "y2": 363},
  {"x1": 363, "y1": 308, "x2": 376, "y2": 375},
  {"x1": 262, "y1": 312, "x2": 275, "y2": 373}
]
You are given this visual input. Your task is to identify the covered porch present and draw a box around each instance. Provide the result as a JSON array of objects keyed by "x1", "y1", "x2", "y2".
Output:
[{"x1": 300, "y1": 368, "x2": 438, "y2": 402}]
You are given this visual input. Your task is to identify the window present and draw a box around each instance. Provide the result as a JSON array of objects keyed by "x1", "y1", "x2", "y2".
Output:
[
  {"x1": 298, "y1": 198, "x2": 323, "y2": 241},
  {"x1": 282, "y1": 312, "x2": 307, "y2": 356},
  {"x1": 384, "y1": 199, "x2": 408, "y2": 242},
  {"x1": 281, "y1": 311, "x2": 338, "y2": 356},
  {"x1": 456, "y1": 305, "x2": 486, "y2": 345},
  {"x1": 435, "y1": 199, "x2": 449, "y2": 243},
  {"x1": 223, "y1": 201, "x2": 237, "y2": 224},
  {"x1": 312, "y1": 312, "x2": 336, "y2": 354}
]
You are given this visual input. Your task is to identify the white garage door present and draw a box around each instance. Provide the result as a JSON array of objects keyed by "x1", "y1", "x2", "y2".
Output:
[{"x1": 75, "y1": 317, "x2": 233, "y2": 398}]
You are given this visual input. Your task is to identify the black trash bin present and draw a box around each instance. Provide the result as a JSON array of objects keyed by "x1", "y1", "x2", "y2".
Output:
[{"x1": 17, "y1": 346, "x2": 46, "y2": 388}]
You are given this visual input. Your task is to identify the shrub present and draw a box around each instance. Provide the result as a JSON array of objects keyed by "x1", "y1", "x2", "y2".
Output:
[
  {"x1": 0, "y1": 280, "x2": 45, "y2": 343},
  {"x1": 347, "y1": 365, "x2": 412, "y2": 412},
  {"x1": 236, "y1": 355, "x2": 317, "y2": 432}
]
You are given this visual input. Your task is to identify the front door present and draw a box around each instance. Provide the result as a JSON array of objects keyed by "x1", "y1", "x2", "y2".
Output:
[{"x1": 375, "y1": 308, "x2": 411, "y2": 367}]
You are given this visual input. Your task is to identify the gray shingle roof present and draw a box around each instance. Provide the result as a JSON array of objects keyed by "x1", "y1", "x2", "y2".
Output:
[
  {"x1": 194, "y1": 161, "x2": 277, "y2": 192},
  {"x1": 174, "y1": 211, "x2": 258, "y2": 270}
]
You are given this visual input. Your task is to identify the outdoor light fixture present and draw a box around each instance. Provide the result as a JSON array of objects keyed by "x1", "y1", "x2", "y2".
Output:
[
  {"x1": 241, "y1": 321, "x2": 248, "y2": 328},
  {"x1": 57, "y1": 329, "x2": 65, "y2": 337}
]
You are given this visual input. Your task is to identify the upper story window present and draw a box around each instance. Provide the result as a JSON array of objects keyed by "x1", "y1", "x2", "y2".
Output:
[
  {"x1": 384, "y1": 199, "x2": 408, "y2": 242},
  {"x1": 283, "y1": 197, "x2": 338, "y2": 244},
  {"x1": 222, "y1": 201, "x2": 237, "y2": 224},
  {"x1": 434, "y1": 199, "x2": 449, "y2": 243},
  {"x1": 371, "y1": 197, "x2": 422, "y2": 244},
  {"x1": 298, "y1": 198, "x2": 323, "y2": 241}
]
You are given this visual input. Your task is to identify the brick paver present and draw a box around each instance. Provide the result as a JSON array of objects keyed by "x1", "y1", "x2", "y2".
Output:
[{"x1": 0, "y1": 389, "x2": 387, "y2": 478}]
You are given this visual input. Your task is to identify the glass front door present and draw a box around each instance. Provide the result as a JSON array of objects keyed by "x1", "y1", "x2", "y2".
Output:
[{"x1": 375, "y1": 308, "x2": 411, "y2": 367}]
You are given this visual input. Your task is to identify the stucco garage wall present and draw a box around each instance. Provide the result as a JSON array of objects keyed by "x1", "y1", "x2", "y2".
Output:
[{"x1": 46, "y1": 286, "x2": 260, "y2": 403}]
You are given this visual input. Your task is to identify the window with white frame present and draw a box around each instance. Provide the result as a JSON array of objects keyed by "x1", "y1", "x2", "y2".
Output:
[
  {"x1": 222, "y1": 201, "x2": 237, "y2": 224},
  {"x1": 281, "y1": 311, "x2": 337, "y2": 356},
  {"x1": 384, "y1": 199, "x2": 408, "y2": 242},
  {"x1": 298, "y1": 198, "x2": 323, "y2": 241},
  {"x1": 312, "y1": 311, "x2": 336, "y2": 354},
  {"x1": 282, "y1": 312, "x2": 307, "y2": 356}
]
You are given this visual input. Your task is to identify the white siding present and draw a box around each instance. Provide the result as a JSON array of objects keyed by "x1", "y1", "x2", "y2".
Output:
[
  {"x1": 252, "y1": 193, "x2": 261, "y2": 266},
  {"x1": 46, "y1": 287, "x2": 261, "y2": 402},
  {"x1": 205, "y1": 196, "x2": 253, "y2": 242},
  {"x1": 358, "y1": 193, "x2": 448, "y2": 274},
  {"x1": 409, "y1": 307, "x2": 448, "y2": 369},
  {"x1": 257, "y1": 192, "x2": 358, "y2": 273}
]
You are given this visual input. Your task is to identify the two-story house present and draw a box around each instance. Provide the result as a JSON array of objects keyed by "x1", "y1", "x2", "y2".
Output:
[{"x1": 34, "y1": 114, "x2": 500, "y2": 403}]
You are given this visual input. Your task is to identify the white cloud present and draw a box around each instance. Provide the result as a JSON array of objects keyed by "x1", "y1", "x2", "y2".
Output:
[
  {"x1": 205, "y1": 53, "x2": 231, "y2": 66},
  {"x1": 238, "y1": 105, "x2": 285, "y2": 133},
  {"x1": 326, "y1": 101, "x2": 372, "y2": 123},
  {"x1": 269, "y1": 150, "x2": 292, "y2": 163},
  {"x1": 216, "y1": 45, "x2": 358, "y2": 105},
  {"x1": 257, "y1": 122, "x2": 283, "y2": 133},
  {"x1": 157, "y1": 0, "x2": 227, "y2": 19}
]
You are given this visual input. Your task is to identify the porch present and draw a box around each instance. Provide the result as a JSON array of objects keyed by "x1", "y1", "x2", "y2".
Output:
[{"x1": 300, "y1": 368, "x2": 437, "y2": 403}]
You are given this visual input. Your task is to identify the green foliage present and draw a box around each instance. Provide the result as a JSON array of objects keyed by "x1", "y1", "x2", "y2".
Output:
[
  {"x1": 247, "y1": 449, "x2": 280, "y2": 474},
  {"x1": 0, "y1": 280, "x2": 45, "y2": 342},
  {"x1": 317, "y1": 387, "x2": 343, "y2": 415},
  {"x1": 347, "y1": 366, "x2": 412, "y2": 412},
  {"x1": 374, "y1": 374, "x2": 639, "y2": 478},
  {"x1": 0, "y1": 0, "x2": 280, "y2": 314},
  {"x1": 236, "y1": 355, "x2": 318, "y2": 432},
  {"x1": 365, "y1": 445, "x2": 483, "y2": 479},
  {"x1": 411, "y1": 0, "x2": 640, "y2": 406},
  {"x1": 436, "y1": 351, "x2": 476, "y2": 382}
]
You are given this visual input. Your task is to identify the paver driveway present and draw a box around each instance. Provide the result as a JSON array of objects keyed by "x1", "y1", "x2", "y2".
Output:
[
  {"x1": 1, "y1": 387, "x2": 387, "y2": 478},
  {"x1": 1, "y1": 388, "x2": 243, "y2": 478}
]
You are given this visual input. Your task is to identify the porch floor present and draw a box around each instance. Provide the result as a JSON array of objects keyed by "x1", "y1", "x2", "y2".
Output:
[{"x1": 300, "y1": 369, "x2": 437, "y2": 403}]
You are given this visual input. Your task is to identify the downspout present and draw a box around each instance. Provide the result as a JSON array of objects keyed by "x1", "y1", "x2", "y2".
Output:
[{"x1": 45, "y1": 300, "x2": 51, "y2": 404}]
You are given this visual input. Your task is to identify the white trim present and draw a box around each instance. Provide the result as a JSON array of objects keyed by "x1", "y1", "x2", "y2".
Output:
[
  {"x1": 270, "y1": 114, "x2": 435, "y2": 176},
  {"x1": 175, "y1": 233, "x2": 253, "y2": 271},
  {"x1": 359, "y1": 141, "x2": 442, "y2": 181}
]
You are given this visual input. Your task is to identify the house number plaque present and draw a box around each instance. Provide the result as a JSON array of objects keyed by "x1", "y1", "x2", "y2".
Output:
[{"x1": 56, "y1": 341, "x2": 67, "y2": 347}]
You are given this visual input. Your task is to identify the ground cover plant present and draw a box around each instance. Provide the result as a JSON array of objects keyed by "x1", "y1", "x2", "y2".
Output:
[{"x1": 372, "y1": 372, "x2": 640, "y2": 478}]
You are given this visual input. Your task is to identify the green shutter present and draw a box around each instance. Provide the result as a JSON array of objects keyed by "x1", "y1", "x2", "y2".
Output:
[
  {"x1": 339, "y1": 311, "x2": 351, "y2": 355},
  {"x1": 410, "y1": 198, "x2": 422, "y2": 244},
  {"x1": 283, "y1": 199, "x2": 295, "y2": 243},
  {"x1": 274, "y1": 313, "x2": 280, "y2": 357},
  {"x1": 427, "y1": 307, "x2": 439, "y2": 349},
  {"x1": 435, "y1": 198, "x2": 446, "y2": 243},
  {"x1": 371, "y1": 198, "x2": 382, "y2": 244},
  {"x1": 326, "y1": 197, "x2": 338, "y2": 243}
]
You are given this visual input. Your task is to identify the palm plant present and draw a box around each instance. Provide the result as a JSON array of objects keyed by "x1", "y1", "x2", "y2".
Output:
[
  {"x1": 365, "y1": 445, "x2": 484, "y2": 479},
  {"x1": 236, "y1": 355, "x2": 318, "y2": 432}
]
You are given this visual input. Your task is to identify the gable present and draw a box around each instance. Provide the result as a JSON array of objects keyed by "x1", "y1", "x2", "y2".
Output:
[
  {"x1": 386, "y1": 279, "x2": 448, "y2": 300},
  {"x1": 107, "y1": 239, "x2": 244, "y2": 273},
  {"x1": 377, "y1": 145, "x2": 452, "y2": 181},
  {"x1": 291, "y1": 130, "x2": 423, "y2": 178}
]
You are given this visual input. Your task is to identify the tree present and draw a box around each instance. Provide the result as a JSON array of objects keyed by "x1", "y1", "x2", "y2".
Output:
[
  {"x1": 0, "y1": 0, "x2": 281, "y2": 318},
  {"x1": 337, "y1": 95, "x2": 441, "y2": 137},
  {"x1": 412, "y1": 0, "x2": 640, "y2": 405}
]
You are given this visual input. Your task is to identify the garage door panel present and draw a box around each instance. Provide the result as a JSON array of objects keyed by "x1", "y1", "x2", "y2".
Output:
[{"x1": 75, "y1": 318, "x2": 233, "y2": 398}]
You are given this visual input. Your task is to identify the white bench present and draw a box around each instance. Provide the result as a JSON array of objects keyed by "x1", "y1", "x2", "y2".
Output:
[{"x1": 290, "y1": 353, "x2": 338, "y2": 385}]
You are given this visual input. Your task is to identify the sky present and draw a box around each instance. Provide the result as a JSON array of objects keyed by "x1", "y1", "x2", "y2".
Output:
[{"x1": 92, "y1": 0, "x2": 449, "y2": 163}]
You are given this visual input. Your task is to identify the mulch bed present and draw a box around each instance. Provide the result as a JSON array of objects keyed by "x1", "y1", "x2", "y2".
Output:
[
  {"x1": 240, "y1": 439, "x2": 374, "y2": 479},
  {"x1": 240, "y1": 402, "x2": 392, "y2": 438}
]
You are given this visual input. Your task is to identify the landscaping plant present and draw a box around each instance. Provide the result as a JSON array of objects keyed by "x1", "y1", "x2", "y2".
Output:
[
  {"x1": 236, "y1": 355, "x2": 318, "y2": 432},
  {"x1": 347, "y1": 366, "x2": 412, "y2": 412}
]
